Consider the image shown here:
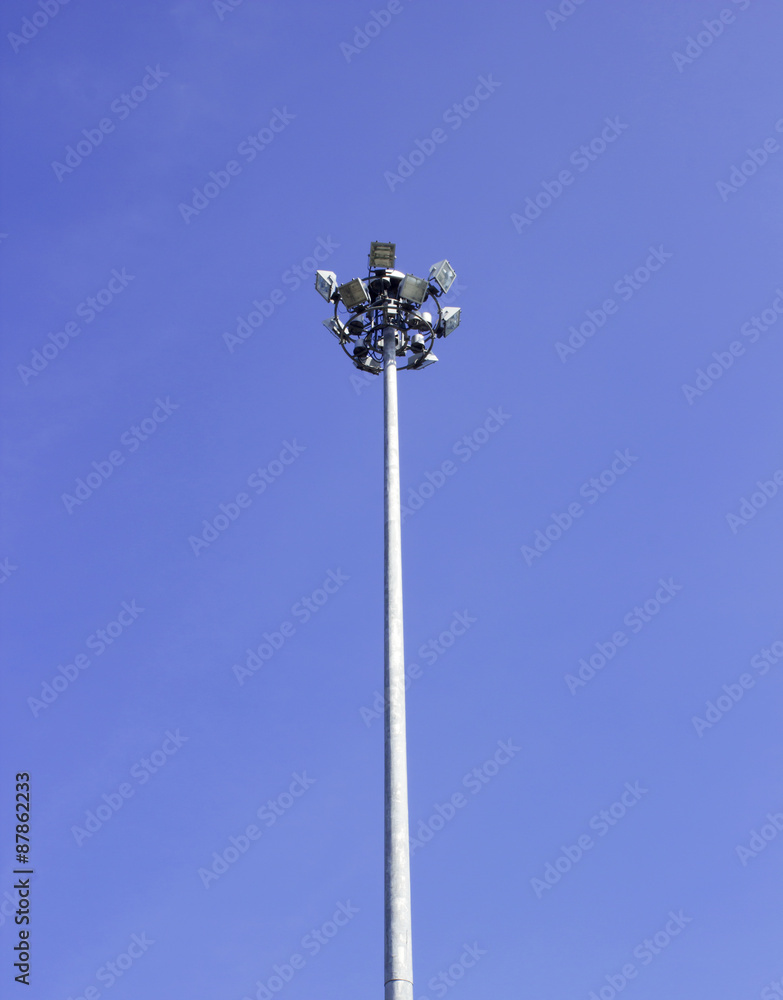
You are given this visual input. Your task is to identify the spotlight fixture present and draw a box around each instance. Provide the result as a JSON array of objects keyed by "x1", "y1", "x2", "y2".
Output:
[
  {"x1": 315, "y1": 270, "x2": 338, "y2": 302},
  {"x1": 338, "y1": 277, "x2": 370, "y2": 309},
  {"x1": 408, "y1": 350, "x2": 438, "y2": 369},
  {"x1": 369, "y1": 241, "x2": 396, "y2": 269},
  {"x1": 399, "y1": 273, "x2": 430, "y2": 305},
  {"x1": 437, "y1": 306, "x2": 461, "y2": 337},
  {"x1": 428, "y1": 259, "x2": 457, "y2": 295},
  {"x1": 322, "y1": 317, "x2": 348, "y2": 342},
  {"x1": 408, "y1": 311, "x2": 432, "y2": 331}
]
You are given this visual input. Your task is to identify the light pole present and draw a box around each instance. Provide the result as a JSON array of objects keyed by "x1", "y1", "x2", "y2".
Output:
[{"x1": 315, "y1": 243, "x2": 461, "y2": 1000}]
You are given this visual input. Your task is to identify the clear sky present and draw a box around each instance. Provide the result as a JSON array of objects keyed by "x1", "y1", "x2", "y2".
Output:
[{"x1": 2, "y1": 1, "x2": 783, "y2": 998}]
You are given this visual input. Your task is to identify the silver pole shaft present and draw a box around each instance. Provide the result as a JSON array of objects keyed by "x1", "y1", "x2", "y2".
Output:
[{"x1": 383, "y1": 328, "x2": 413, "y2": 1000}]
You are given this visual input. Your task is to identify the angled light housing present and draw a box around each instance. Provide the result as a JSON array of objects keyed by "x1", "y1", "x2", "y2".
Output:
[
  {"x1": 399, "y1": 273, "x2": 429, "y2": 304},
  {"x1": 409, "y1": 350, "x2": 438, "y2": 369},
  {"x1": 429, "y1": 259, "x2": 456, "y2": 295},
  {"x1": 315, "y1": 270, "x2": 338, "y2": 302},
  {"x1": 408, "y1": 310, "x2": 432, "y2": 331},
  {"x1": 355, "y1": 355, "x2": 381, "y2": 374},
  {"x1": 338, "y1": 277, "x2": 370, "y2": 309},
  {"x1": 323, "y1": 317, "x2": 348, "y2": 342},
  {"x1": 369, "y1": 242, "x2": 396, "y2": 269},
  {"x1": 438, "y1": 306, "x2": 461, "y2": 337}
]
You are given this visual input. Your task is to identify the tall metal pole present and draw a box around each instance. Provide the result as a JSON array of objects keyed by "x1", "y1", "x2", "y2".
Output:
[
  {"x1": 314, "y1": 246, "x2": 461, "y2": 999},
  {"x1": 383, "y1": 327, "x2": 414, "y2": 1000}
]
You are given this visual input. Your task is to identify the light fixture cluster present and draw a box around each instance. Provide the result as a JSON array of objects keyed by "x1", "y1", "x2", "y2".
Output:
[{"x1": 315, "y1": 242, "x2": 461, "y2": 374}]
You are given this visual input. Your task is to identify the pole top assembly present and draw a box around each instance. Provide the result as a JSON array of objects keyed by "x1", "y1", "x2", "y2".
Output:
[{"x1": 315, "y1": 241, "x2": 461, "y2": 374}]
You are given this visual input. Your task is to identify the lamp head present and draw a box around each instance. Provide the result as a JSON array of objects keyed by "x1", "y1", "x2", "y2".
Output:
[
  {"x1": 437, "y1": 306, "x2": 461, "y2": 337},
  {"x1": 315, "y1": 270, "x2": 338, "y2": 302},
  {"x1": 428, "y1": 259, "x2": 457, "y2": 295},
  {"x1": 338, "y1": 277, "x2": 370, "y2": 310},
  {"x1": 408, "y1": 350, "x2": 438, "y2": 369},
  {"x1": 369, "y1": 241, "x2": 396, "y2": 269},
  {"x1": 399, "y1": 274, "x2": 429, "y2": 305}
]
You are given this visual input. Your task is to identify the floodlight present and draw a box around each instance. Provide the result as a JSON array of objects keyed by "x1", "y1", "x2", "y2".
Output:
[
  {"x1": 369, "y1": 242, "x2": 396, "y2": 269},
  {"x1": 357, "y1": 356, "x2": 382, "y2": 374},
  {"x1": 409, "y1": 333, "x2": 426, "y2": 353},
  {"x1": 399, "y1": 274, "x2": 429, "y2": 304},
  {"x1": 315, "y1": 270, "x2": 338, "y2": 302},
  {"x1": 428, "y1": 259, "x2": 456, "y2": 295},
  {"x1": 323, "y1": 317, "x2": 348, "y2": 342},
  {"x1": 338, "y1": 278, "x2": 370, "y2": 309},
  {"x1": 408, "y1": 311, "x2": 432, "y2": 331},
  {"x1": 409, "y1": 351, "x2": 438, "y2": 369},
  {"x1": 437, "y1": 306, "x2": 461, "y2": 337}
]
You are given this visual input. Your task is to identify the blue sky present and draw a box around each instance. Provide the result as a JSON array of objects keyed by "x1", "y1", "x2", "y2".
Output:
[{"x1": 2, "y1": 1, "x2": 783, "y2": 998}]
